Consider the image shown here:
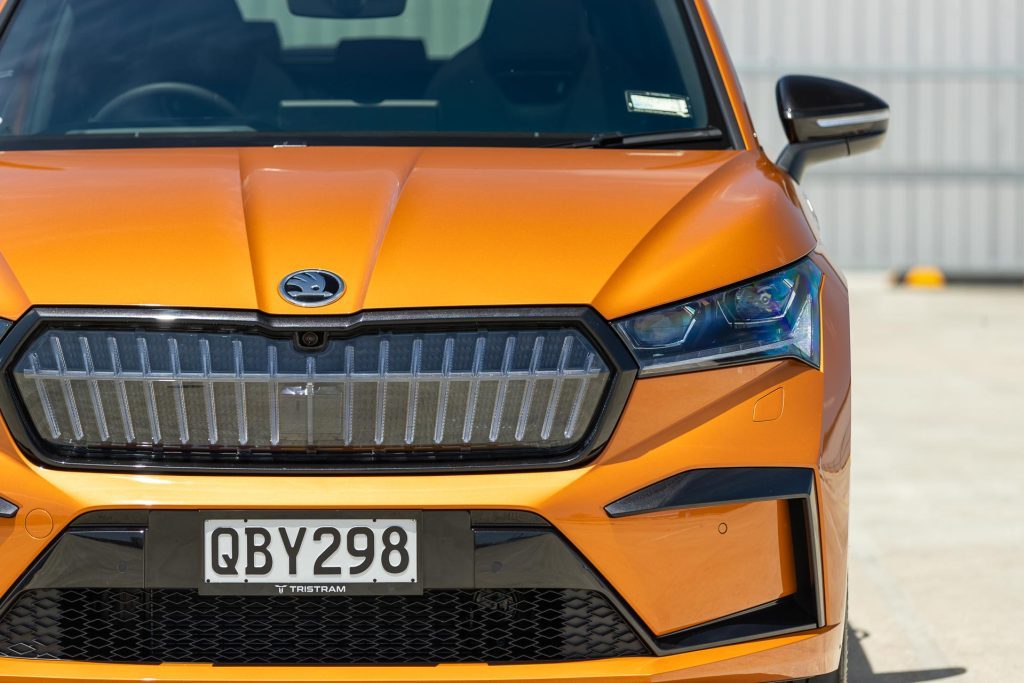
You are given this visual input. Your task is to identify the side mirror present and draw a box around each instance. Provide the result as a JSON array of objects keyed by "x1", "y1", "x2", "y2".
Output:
[{"x1": 775, "y1": 75, "x2": 889, "y2": 182}]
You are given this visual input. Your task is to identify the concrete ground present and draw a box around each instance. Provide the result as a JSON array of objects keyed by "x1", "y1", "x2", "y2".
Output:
[{"x1": 845, "y1": 274, "x2": 1023, "y2": 682}]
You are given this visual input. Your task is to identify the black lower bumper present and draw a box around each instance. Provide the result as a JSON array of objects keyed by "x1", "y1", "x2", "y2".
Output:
[
  {"x1": 0, "y1": 510, "x2": 651, "y2": 665},
  {"x1": 0, "y1": 468, "x2": 827, "y2": 666}
]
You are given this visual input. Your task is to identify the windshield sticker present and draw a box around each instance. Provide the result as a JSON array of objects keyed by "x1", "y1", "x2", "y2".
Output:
[{"x1": 626, "y1": 91, "x2": 692, "y2": 118}]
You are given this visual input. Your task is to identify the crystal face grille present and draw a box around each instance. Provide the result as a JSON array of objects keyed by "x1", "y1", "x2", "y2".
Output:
[
  {"x1": 10, "y1": 325, "x2": 612, "y2": 466},
  {"x1": 0, "y1": 588, "x2": 649, "y2": 664}
]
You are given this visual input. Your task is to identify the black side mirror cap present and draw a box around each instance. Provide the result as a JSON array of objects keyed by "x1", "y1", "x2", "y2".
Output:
[{"x1": 775, "y1": 75, "x2": 889, "y2": 182}]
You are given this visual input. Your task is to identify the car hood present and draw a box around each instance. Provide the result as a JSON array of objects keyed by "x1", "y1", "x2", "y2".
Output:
[{"x1": 0, "y1": 146, "x2": 815, "y2": 321}]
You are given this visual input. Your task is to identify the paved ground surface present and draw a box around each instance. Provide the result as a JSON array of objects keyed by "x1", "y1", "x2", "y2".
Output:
[{"x1": 845, "y1": 274, "x2": 1023, "y2": 682}]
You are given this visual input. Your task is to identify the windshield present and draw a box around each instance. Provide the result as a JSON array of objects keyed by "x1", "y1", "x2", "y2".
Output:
[{"x1": 0, "y1": 0, "x2": 729, "y2": 149}]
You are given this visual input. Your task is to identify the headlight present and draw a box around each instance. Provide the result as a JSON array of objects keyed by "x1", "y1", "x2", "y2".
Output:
[{"x1": 615, "y1": 259, "x2": 822, "y2": 376}]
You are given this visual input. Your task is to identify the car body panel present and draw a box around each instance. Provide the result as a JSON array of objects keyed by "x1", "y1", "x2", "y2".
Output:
[
  {"x1": 571, "y1": 500, "x2": 800, "y2": 635},
  {"x1": 0, "y1": 629, "x2": 842, "y2": 683},
  {"x1": 0, "y1": 252, "x2": 848, "y2": 667},
  {"x1": 0, "y1": 147, "x2": 814, "y2": 321},
  {"x1": 0, "y1": 1, "x2": 853, "y2": 680},
  {"x1": 813, "y1": 253, "x2": 853, "y2": 629}
]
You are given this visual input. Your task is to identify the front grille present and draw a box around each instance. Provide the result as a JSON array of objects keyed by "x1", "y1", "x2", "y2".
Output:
[
  {"x1": 4, "y1": 312, "x2": 622, "y2": 470},
  {"x1": 0, "y1": 588, "x2": 649, "y2": 665}
]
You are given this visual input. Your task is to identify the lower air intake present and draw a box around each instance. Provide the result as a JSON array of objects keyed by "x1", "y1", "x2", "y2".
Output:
[{"x1": 0, "y1": 588, "x2": 649, "y2": 664}]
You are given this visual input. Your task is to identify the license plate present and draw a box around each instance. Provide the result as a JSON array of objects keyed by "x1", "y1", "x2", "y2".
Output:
[{"x1": 201, "y1": 515, "x2": 420, "y2": 596}]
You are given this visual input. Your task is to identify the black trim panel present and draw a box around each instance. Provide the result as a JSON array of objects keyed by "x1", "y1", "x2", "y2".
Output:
[
  {"x1": 0, "y1": 306, "x2": 637, "y2": 475},
  {"x1": 0, "y1": 496, "x2": 17, "y2": 518},
  {"x1": 24, "y1": 530, "x2": 145, "y2": 591},
  {"x1": 0, "y1": 0, "x2": 17, "y2": 37},
  {"x1": 678, "y1": 0, "x2": 745, "y2": 150},
  {"x1": 605, "y1": 467, "x2": 814, "y2": 517},
  {"x1": 470, "y1": 510, "x2": 551, "y2": 527},
  {"x1": 70, "y1": 510, "x2": 150, "y2": 528},
  {"x1": 656, "y1": 596, "x2": 817, "y2": 652}
]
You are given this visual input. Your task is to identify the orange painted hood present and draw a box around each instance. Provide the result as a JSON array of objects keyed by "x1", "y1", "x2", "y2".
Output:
[{"x1": 0, "y1": 146, "x2": 815, "y2": 321}]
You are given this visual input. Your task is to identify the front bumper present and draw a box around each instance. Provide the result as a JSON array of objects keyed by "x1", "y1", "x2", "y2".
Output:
[
  {"x1": 0, "y1": 260, "x2": 851, "y2": 682},
  {"x1": 0, "y1": 630, "x2": 845, "y2": 683}
]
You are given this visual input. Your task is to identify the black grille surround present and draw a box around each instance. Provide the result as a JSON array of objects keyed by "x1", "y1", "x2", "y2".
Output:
[
  {"x1": 0, "y1": 588, "x2": 649, "y2": 665},
  {"x1": 0, "y1": 307, "x2": 637, "y2": 474}
]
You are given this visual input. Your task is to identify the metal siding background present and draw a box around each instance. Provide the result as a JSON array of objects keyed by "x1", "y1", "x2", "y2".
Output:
[{"x1": 709, "y1": 0, "x2": 1024, "y2": 271}]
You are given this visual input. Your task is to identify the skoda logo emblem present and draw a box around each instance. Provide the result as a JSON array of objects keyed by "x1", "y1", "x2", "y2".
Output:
[{"x1": 279, "y1": 270, "x2": 345, "y2": 307}]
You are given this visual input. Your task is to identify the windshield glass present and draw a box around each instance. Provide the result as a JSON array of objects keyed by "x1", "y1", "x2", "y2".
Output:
[{"x1": 0, "y1": 0, "x2": 728, "y2": 149}]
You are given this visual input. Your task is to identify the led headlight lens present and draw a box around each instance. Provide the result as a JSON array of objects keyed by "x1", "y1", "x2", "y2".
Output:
[
  {"x1": 615, "y1": 259, "x2": 822, "y2": 376},
  {"x1": 619, "y1": 306, "x2": 698, "y2": 349}
]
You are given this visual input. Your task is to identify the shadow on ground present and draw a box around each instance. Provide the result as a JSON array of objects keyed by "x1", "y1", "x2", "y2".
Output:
[{"x1": 848, "y1": 627, "x2": 967, "y2": 683}]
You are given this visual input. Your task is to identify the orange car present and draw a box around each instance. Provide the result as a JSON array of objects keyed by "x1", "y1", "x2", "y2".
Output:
[{"x1": 0, "y1": 1, "x2": 887, "y2": 681}]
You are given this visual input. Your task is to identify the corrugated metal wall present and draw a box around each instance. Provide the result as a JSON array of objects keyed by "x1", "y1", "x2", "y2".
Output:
[{"x1": 709, "y1": 0, "x2": 1024, "y2": 272}]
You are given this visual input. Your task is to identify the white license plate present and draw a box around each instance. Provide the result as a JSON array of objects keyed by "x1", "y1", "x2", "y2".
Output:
[{"x1": 202, "y1": 517, "x2": 419, "y2": 596}]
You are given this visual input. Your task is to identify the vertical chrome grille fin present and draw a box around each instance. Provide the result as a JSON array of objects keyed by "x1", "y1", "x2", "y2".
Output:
[
  {"x1": 565, "y1": 353, "x2": 598, "y2": 440},
  {"x1": 342, "y1": 345, "x2": 354, "y2": 446},
  {"x1": 305, "y1": 356, "x2": 316, "y2": 447},
  {"x1": 404, "y1": 338, "x2": 423, "y2": 446},
  {"x1": 167, "y1": 338, "x2": 189, "y2": 446},
  {"x1": 107, "y1": 337, "x2": 135, "y2": 444},
  {"x1": 78, "y1": 336, "x2": 110, "y2": 443},
  {"x1": 374, "y1": 339, "x2": 389, "y2": 446},
  {"x1": 28, "y1": 353, "x2": 60, "y2": 440},
  {"x1": 433, "y1": 337, "x2": 455, "y2": 445},
  {"x1": 232, "y1": 340, "x2": 248, "y2": 446},
  {"x1": 50, "y1": 336, "x2": 84, "y2": 442},
  {"x1": 137, "y1": 337, "x2": 161, "y2": 445},
  {"x1": 515, "y1": 337, "x2": 545, "y2": 442},
  {"x1": 489, "y1": 336, "x2": 516, "y2": 443},
  {"x1": 268, "y1": 345, "x2": 280, "y2": 447},
  {"x1": 199, "y1": 338, "x2": 217, "y2": 446},
  {"x1": 461, "y1": 336, "x2": 486, "y2": 444},
  {"x1": 541, "y1": 337, "x2": 573, "y2": 441}
]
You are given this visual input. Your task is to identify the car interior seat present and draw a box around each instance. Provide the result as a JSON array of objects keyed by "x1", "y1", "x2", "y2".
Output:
[{"x1": 427, "y1": 0, "x2": 610, "y2": 133}]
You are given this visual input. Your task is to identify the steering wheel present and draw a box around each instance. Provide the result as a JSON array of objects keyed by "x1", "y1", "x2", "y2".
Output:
[{"x1": 93, "y1": 82, "x2": 241, "y2": 123}]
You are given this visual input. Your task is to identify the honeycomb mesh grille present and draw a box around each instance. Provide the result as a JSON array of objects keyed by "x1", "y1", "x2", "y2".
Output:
[{"x1": 0, "y1": 588, "x2": 649, "y2": 664}]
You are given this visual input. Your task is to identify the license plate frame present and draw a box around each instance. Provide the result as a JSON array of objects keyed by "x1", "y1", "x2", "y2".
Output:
[{"x1": 198, "y1": 510, "x2": 422, "y2": 597}]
